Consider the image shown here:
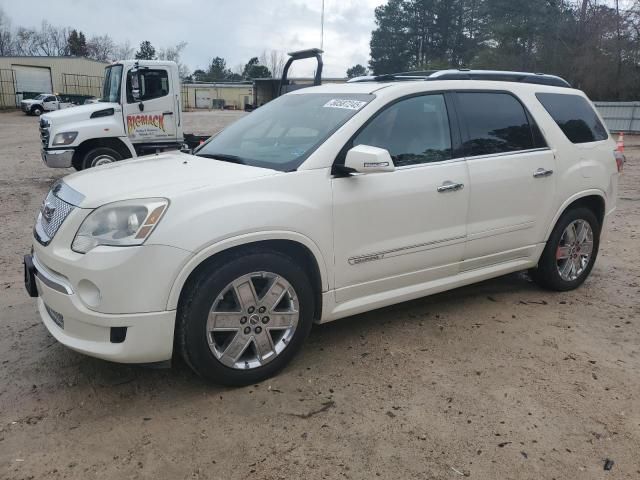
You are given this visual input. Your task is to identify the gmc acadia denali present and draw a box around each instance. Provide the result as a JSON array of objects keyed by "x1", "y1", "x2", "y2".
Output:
[{"x1": 25, "y1": 70, "x2": 621, "y2": 385}]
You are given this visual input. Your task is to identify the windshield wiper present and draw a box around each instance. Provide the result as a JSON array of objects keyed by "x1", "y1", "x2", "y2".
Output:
[{"x1": 195, "y1": 153, "x2": 247, "y2": 165}]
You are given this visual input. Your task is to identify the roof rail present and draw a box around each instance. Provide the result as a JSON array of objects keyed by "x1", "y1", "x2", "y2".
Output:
[{"x1": 347, "y1": 69, "x2": 572, "y2": 88}]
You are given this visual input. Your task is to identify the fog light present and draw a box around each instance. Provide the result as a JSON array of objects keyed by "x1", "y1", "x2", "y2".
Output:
[{"x1": 77, "y1": 279, "x2": 101, "y2": 308}]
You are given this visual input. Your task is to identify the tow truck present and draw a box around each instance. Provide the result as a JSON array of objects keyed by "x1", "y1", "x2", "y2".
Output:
[
  {"x1": 39, "y1": 49, "x2": 324, "y2": 170},
  {"x1": 21, "y1": 94, "x2": 74, "y2": 116}
]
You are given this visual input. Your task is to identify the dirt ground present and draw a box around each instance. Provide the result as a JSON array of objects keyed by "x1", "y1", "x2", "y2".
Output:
[{"x1": 0, "y1": 110, "x2": 638, "y2": 480}]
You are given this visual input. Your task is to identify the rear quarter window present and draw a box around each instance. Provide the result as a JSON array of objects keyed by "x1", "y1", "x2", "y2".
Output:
[{"x1": 536, "y1": 93, "x2": 608, "y2": 144}]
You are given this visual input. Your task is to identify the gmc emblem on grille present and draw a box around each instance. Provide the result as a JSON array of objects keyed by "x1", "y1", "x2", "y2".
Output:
[{"x1": 41, "y1": 201, "x2": 56, "y2": 223}]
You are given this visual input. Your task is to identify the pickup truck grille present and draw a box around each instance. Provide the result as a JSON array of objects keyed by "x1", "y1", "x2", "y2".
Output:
[
  {"x1": 39, "y1": 118, "x2": 50, "y2": 148},
  {"x1": 21, "y1": 102, "x2": 29, "y2": 113},
  {"x1": 34, "y1": 186, "x2": 75, "y2": 245}
]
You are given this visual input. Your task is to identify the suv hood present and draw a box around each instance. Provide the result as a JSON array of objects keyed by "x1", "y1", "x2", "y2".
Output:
[
  {"x1": 62, "y1": 152, "x2": 278, "y2": 208},
  {"x1": 42, "y1": 102, "x2": 114, "y2": 124}
]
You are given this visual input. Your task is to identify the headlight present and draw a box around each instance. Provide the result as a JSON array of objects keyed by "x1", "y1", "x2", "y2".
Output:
[
  {"x1": 72, "y1": 198, "x2": 169, "y2": 254},
  {"x1": 52, "y1": 132, "x2": 78, "y2": 146}
]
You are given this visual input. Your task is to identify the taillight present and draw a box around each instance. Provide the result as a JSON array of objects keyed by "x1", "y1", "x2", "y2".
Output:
[{"x1": 614, "y1": 150, "x2": 625, "y2": 173}]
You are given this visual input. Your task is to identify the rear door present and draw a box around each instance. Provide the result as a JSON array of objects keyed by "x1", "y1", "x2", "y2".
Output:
[
  {"x1": 124, "y1": 67, "x2": 177, "y2": 143},
  {"x1": 332, "y1": 93, "x2": 469, "y2": 303},
  {"x1": 455, "y1": 91, "x2": 556, "y2": 270}
]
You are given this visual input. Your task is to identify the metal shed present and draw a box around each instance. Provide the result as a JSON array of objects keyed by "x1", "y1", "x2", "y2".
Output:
[
  {"x1": 594, "y1": 102, "x2": 640, "y2": 133},
  {"x1": 0, "y1": 56, "x2": 108, "y2": 107}
]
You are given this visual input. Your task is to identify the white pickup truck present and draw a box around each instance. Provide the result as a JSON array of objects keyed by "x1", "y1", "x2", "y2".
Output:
[
  {"x1": 39, "y1": 60, "x2": 208, "y2": 170},
  {"x1": 21, "y1": 94, "x2": 74, "y2": 116}
]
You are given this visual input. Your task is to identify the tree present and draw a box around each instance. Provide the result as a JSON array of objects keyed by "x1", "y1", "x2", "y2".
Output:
[
  {"x1": 369, "y1": 0, "x2": 413, "y2": 74},
  {"x1": 207, "y1": 56, "x2": 230, "y2": 81},
  {"x1": 346, "y1": 64, "x2": 368, "y2": 78},
  {"x1": 0, "y1": 7, "x2": 14, "y2": 56},
  {"x1": 260, "y1": 49, "x2": 286, "y2": 78},
  {"x1": 242, "y1": 57, "x2": 271, "y2": 79},
  {"x1": 135, "y1": 40, "x2": 156, "y2": 60},
  {"x1": 113, "y1": 40, "x2": 134, "y2": 60},
  {"x1": 158, "y1": 41, "x2": 190, "y2": 79},
  {"x1": 67, "y1": 29, "x2": 87, "y2": 56},
  {"x1": 192, "y1": 69, "x2": 208, "y2": 82},
  {"x1": 87, "y1": 35, "x2": 116, "y2": 62}
]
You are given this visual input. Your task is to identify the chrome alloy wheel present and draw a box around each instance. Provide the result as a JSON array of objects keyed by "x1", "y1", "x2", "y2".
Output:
[
  {"x1": 556, "y1": 219, "x2": 594, "y2": 281},
  {"x1": 206, "y1": 272, "x2": 299, "y2": 369},
  {"x1": 92, "y1": 154, "x2": 116, "y2": 166}
]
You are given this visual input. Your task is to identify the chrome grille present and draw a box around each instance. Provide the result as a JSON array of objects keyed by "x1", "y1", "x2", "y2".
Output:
[
  {"x1": 39, "y1": 118, "x2": 50, "y2": 148},
  {"x1": 34, "y1": 186, "x2": 75, "y2": 245}
]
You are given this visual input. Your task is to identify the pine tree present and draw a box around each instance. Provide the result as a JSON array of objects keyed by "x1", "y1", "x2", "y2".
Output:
[
  {"x1": 67, "y1": 29, "x2": 87, "y2": 56},
  {"x1": 135, "y1": 41, "x2": 156, "y2": 60}
]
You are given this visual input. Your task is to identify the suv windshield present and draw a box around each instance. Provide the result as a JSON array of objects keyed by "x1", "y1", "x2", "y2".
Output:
[
  {"x1": 195, "y1": 93, "x2": 374, "y2": 171},
  {"x1": 101, "y1": 65, "x2": 123, "y2": 103}
]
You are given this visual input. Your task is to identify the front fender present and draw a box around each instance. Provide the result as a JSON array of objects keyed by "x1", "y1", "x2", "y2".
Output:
[
  {"x1": 51, "y1": 115, "x2": 125, "y2": 147},
  {"x1": 165, "y1": 230, "x2": 330, "y2": 310}
]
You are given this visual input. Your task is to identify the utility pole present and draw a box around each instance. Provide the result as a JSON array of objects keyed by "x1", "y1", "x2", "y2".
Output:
[{"x1": 321, "y1": 0, "x2": 325, "y2": 50}]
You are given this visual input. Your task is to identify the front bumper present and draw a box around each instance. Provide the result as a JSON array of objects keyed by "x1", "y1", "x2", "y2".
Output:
[
  {"x1": 27, "y1": 252, "x2": 177, "y2": 363},
  {"x1": 41, "y1": 149, "x2": 74, "y2": 168}
]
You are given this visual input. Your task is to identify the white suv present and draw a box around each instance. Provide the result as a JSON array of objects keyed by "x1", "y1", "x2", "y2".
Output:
[{"x1": 25, "y1": 71, "x2": 621, "y2": 385}]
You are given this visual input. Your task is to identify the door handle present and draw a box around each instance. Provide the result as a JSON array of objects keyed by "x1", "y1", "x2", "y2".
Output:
[
  {"x1": 533, "y1": 168, "x2": 553, "y2": 178},
  {"x1": 163, "y1": 111, "x2": 174, "y2": 115},
  {"x1": 437, "y1": 181, "x2": 464, "y2": 193}
]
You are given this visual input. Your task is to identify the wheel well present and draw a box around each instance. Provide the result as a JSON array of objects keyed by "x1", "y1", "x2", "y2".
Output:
[
  {"x1": 72, "y1": 138, "x2": 133, "y2": 170},
  {"x1": 563, "y1": 195, "x2": 605, "y2": 227},
  {"x1": 178, "y1": 240, "x2": 324, "y2": 321},
  {"x1": 30, "y1": 104, "x2": 42, "y2": 112}
]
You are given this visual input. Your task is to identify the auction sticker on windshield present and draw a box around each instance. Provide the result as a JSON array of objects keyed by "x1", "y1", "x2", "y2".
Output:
[{"x1": 323, "y1": 99, "x2": 368, "y2": 110}]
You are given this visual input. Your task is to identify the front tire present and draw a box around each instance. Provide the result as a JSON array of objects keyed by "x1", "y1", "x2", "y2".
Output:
[
  {"x1": 531, "y1": 207, "x2": 600, "y2": 291},
  {"x1": 31, "y1": 106, "x2": 42, "y2": 116},
  {"x1": 82, "y1": 147, "x2": 122, "y2": 169},
  {"x1": 177, "y1": 250, "x2": 315, "y2": 386}
]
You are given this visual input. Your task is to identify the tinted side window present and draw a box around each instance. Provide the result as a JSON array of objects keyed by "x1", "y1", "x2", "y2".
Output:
[
  {"x1": 458, "y1": 92, "x2": 536, "y2": 156},
  {"x1": 352, "y1": 94, "x2": 453, "y2": 167},
  {"x1": 536, "y1": 93, "x2": 608, "y2": 143},
  {"x1": 126, "y1": 69, "x2": 169, "y2": 103}
]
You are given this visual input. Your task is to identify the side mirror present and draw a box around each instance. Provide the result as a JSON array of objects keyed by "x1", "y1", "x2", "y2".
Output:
[
  {"x1": 130, "y1": 69, "x2": 142, "y2": 104},
  {"x1": 344, "y1": 145, "x2": 395, "y2": 174}
]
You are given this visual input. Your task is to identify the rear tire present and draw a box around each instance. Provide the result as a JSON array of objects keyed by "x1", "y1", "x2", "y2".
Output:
[
  {"x1": 82, "y1": 147, "x2": 122, "y2": 169},
  {"x1": 177, "y1": 250, "x2": 315, "y2": 386},
  {"x1": 531, "y1": 207, "x2": 600, "y2": 291}
]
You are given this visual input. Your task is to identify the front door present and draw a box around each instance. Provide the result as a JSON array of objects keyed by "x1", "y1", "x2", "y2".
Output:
[
  {"x1": 454, "y1": 91, "x2": 557, "y2": 269},
  {"x1": 42, "y1": 95, "x2": 58, "y2": 111},
  {"x1": 332, "y1": 93, "x2": 469, "y2": 303},
  {"x1": 124, "y1": 67, "x2": 177, "y2": 143}
]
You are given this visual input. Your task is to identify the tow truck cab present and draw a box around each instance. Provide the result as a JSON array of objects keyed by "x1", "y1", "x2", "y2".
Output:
[
  {"x1": 40, "y1": 49, "x2": 325, "y2": 170},
  {"x1": 40, "y1": 60, "x2": 196, "y2": 170}
]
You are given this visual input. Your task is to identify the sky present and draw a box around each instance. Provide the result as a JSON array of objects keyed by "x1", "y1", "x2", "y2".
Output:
[{"x1": 0, "y1": 0, "x2": 382, "y2": 78}]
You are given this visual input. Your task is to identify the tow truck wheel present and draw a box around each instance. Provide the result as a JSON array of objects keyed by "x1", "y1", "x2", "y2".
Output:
[
  {"x1": 82, "y1": 147, "x2": 123, "y2": 169},
  {"x1": 31, "y1": 106, "x2": 42, "y2": 116}
]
